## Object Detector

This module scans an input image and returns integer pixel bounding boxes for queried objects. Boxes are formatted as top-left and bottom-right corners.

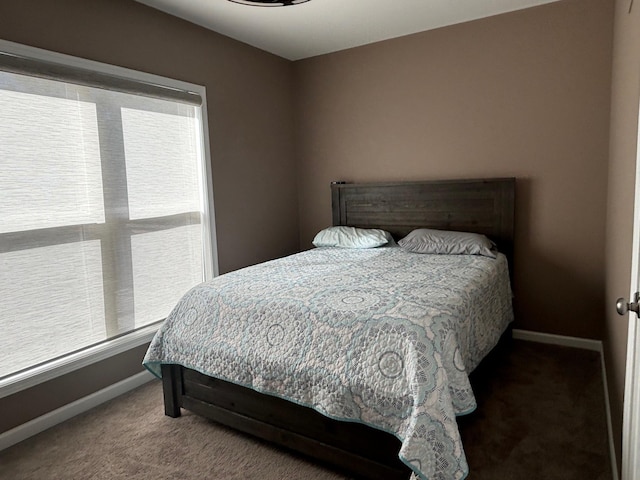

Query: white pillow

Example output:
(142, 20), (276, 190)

(398, 228), (497, 258)
(312, 226), (392, 249)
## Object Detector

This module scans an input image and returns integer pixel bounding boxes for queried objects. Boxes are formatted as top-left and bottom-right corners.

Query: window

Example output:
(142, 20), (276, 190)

(0, 41), (216, 392)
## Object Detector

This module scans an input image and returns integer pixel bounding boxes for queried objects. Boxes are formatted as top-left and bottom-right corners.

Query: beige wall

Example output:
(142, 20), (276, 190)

(605, 0), (640, 468)
(0, 0), (297, 433)
(294, 0), (614, 340)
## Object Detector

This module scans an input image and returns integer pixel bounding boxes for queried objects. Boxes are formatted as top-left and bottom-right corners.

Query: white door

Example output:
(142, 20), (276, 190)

(621, 277), (640, 479)
(619, 105), (640, 480)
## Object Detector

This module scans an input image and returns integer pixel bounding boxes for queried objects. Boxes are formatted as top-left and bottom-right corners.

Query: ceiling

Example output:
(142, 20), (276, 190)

(136, 0), (562, 61)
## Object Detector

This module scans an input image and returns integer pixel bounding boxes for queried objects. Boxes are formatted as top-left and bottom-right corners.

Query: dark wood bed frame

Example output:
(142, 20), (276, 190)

(161, 177), (515, 480)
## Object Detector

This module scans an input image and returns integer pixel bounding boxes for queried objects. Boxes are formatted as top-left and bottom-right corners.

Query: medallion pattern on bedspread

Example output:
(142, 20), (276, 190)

(144, 247), (513, 480)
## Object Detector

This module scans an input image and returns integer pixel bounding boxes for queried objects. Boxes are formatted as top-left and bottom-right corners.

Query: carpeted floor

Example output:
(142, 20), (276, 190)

(0, 340), (612, 480)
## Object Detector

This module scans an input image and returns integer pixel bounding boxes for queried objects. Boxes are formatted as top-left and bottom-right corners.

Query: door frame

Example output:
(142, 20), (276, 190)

(621, 101), (640, 480)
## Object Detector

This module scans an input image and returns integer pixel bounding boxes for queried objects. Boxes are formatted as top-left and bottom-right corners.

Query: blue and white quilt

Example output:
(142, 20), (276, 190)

(144, 246), (513, 480)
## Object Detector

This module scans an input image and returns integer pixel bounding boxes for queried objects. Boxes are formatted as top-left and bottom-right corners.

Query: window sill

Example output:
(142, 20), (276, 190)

(0, 323), (160, 399)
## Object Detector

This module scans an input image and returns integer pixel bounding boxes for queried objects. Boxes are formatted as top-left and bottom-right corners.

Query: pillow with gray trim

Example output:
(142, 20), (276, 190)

(398, 228), (497, 258)
(312, 226), (392, 249)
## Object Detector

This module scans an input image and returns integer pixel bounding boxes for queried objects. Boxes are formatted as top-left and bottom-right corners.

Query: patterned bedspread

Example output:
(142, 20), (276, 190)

(144, 246), (513, 480)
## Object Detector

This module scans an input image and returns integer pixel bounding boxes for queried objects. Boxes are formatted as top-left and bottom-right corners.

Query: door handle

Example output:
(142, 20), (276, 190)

(617, 292), (640, 315)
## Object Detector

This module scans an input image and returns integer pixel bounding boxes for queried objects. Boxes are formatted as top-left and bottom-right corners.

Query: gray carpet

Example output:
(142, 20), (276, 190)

(0, 340), (612, 479)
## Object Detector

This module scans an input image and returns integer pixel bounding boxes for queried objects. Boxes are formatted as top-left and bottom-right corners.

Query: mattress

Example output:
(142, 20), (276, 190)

(144, 246), (513, 480)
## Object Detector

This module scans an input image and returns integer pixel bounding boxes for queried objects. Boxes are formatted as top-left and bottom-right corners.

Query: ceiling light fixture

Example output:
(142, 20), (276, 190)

(228, 0), (310, 6)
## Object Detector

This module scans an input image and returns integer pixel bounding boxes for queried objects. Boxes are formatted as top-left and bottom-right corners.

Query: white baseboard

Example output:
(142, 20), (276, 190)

(512, 329), (619, 480)
(512, 328), (602, 351)
(600, 350), (621, 480)
(0, 370), (155, 452)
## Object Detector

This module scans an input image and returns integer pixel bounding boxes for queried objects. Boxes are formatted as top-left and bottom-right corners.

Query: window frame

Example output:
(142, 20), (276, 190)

(0, 39), (218, 398)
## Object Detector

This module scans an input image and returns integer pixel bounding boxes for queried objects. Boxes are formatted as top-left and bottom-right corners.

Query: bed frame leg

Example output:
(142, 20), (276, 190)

(161, 364), (183, 418)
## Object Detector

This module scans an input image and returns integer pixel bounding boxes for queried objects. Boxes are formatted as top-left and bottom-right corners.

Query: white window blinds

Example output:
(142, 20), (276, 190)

(0, 49), (214, 380)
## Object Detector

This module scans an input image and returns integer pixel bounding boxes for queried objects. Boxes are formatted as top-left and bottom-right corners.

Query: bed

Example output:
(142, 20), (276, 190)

(143, 177), (515, 480)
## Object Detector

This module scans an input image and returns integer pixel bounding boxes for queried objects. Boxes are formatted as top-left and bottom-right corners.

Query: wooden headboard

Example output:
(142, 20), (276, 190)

(331, 178), (515, 267)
